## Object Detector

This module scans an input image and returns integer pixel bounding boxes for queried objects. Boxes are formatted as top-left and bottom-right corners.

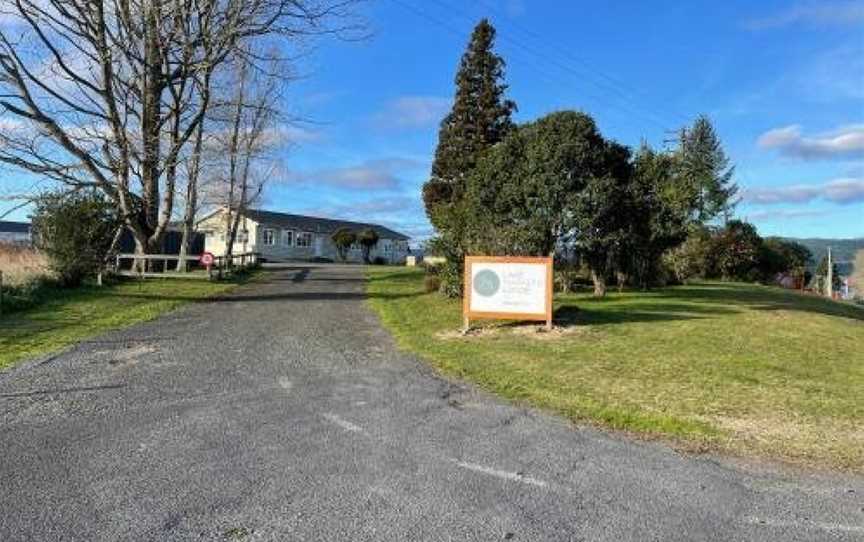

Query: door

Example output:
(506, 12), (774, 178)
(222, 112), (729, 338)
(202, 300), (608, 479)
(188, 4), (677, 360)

(314, 236), (324, 257)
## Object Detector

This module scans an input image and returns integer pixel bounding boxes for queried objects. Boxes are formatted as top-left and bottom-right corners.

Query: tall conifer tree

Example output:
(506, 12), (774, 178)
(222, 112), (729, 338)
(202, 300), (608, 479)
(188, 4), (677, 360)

(676, 115), (739, 223)
(422, 19), (516, 226)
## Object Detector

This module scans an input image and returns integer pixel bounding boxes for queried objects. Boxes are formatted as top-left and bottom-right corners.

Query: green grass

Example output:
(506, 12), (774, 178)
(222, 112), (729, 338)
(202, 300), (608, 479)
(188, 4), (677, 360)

(366, 267), (864, 471)
(0, 274), (255, 369)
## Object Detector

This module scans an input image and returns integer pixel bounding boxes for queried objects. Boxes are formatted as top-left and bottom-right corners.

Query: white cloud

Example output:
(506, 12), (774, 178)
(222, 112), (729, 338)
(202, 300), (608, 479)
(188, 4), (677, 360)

(283, 157), (426, 190)
(743, 1), (864, 29)
(373, 96), (451, 129)
(757, 124), (864, 160)
(745, 209), (829, 221)
(279, 125), (324, 144)
(743, 177), (864, 205)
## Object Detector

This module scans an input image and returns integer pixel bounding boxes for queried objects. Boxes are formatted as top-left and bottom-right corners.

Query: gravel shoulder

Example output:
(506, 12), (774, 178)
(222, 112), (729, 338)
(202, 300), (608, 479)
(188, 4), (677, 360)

(1, 264), (861, 541)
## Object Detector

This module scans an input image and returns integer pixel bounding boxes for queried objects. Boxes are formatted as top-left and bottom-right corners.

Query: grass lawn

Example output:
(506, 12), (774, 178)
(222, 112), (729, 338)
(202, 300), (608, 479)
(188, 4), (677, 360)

(367, 267), (864, 471)
(0, 274), (254, 370)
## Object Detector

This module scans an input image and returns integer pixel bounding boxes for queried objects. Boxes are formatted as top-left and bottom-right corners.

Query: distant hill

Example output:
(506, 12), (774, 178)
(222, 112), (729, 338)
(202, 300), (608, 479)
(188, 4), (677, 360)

(781, 237), (863, 275)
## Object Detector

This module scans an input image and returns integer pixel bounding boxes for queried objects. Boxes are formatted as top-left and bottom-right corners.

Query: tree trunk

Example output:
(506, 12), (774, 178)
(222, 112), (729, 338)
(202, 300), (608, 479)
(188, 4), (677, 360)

(616, 271), (626, 293)
(177, 123), (206, 272)
(591, 270), (607, 297)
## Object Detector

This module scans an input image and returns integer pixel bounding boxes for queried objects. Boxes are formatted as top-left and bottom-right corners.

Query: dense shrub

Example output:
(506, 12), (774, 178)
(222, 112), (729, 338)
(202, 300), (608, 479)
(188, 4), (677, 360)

(372, 256), (387, 265)
(663, 223), (813, 285)
(0, 275), (63, 313)
(554, 263), (591, 293)
(31, 190), (120, 287)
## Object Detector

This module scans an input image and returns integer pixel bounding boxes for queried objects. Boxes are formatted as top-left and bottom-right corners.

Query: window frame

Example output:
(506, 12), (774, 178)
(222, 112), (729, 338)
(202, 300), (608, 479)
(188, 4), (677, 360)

(262, 228), (276, 246)
(296, 231), (313, 248)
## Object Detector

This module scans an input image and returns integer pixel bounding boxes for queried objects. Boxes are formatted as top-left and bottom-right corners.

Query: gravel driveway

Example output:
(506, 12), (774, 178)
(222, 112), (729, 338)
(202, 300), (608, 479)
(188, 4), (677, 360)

(1, 263), (861, 541)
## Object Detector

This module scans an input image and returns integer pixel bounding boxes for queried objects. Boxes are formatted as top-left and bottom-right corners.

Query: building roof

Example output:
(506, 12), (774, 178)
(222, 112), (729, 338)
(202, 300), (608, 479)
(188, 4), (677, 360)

(241, 209), (410, 240)
(0, 220), (31, 234)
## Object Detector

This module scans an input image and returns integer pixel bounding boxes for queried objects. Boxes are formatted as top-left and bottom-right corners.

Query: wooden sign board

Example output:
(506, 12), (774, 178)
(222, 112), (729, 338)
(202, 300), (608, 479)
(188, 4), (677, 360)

(463, 256), (553, 330)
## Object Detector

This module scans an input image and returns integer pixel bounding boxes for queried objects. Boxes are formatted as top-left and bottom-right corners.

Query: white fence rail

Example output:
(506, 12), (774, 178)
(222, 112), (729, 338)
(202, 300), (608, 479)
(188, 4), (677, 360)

(114, 252), (259, 280)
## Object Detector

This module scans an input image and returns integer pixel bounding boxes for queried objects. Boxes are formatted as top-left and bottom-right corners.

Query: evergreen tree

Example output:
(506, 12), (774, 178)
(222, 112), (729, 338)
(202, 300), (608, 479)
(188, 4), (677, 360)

(421, 19), (516, 296)
(463, 111), (608, 258)
(624, 144), (689, 288)
(422, 18), (516, 225)
(677, 115), (739, 223)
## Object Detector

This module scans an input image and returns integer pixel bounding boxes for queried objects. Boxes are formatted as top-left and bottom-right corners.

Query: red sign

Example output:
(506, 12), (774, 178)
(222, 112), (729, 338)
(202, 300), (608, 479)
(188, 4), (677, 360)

(199, 252), (215, 267)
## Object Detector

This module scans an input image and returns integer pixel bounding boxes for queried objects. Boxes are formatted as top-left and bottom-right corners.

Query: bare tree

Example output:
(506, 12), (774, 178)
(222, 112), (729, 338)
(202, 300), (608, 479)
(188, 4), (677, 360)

(0, 0), (360, 256)
(204, 50), (282, 265)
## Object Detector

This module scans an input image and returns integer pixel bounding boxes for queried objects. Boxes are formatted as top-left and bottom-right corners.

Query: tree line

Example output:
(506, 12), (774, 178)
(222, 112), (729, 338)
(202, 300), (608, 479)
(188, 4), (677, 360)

(422, 19), (811, 297)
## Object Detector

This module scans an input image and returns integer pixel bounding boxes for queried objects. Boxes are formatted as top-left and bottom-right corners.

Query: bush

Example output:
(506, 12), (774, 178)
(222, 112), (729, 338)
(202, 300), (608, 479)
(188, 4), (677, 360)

(554, 263), (591, 293)
(372, 256), (387, 265)
(437, 260), (463, 298)
(423, 274), (441, 293)
(0, 274), (62, 313)
(31, 190), (119, 287)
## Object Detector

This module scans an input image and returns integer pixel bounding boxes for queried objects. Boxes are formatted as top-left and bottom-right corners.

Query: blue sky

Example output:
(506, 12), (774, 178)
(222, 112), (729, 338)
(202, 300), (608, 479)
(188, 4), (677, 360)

(3, 0), (863, 242)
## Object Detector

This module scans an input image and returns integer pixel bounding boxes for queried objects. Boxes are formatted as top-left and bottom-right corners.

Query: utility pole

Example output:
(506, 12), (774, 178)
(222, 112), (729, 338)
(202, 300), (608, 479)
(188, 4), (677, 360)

(826, 246), (833, 299)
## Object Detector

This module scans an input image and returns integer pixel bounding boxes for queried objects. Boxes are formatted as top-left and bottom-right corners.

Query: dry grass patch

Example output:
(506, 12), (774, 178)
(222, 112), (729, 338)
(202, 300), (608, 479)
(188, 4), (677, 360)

(0, 243), (49, 285)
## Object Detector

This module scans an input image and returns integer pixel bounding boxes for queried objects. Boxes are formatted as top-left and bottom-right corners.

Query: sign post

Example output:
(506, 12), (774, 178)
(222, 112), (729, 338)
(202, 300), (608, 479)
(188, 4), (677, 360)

(199, 251), (215, 279)
(463, 256), (553, 332)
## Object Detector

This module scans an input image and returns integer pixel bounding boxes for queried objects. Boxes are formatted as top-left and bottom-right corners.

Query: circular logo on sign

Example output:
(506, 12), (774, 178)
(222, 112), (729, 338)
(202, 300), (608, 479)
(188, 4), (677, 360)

(473, 269), (501, 297)
(199, 252), (215, 266)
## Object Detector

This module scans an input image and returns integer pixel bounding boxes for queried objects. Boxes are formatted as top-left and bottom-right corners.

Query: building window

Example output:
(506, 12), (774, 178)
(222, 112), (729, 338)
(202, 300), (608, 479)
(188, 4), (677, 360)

(262, 229), (276, 246)
(236, 229), (249, 243)
(296, 232), (312, 248)
(282, 229), (294, 246)
(382, 240), (391, 253)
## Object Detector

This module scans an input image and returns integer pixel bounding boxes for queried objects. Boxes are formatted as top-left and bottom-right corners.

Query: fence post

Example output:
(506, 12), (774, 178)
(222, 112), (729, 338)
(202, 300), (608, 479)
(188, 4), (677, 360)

(0, 270), (4, 316)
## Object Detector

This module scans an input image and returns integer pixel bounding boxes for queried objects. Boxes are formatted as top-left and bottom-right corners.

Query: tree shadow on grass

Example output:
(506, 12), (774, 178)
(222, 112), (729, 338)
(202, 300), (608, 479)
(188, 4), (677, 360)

(656, 282), (864, 322)
(553, 301), (739, 327)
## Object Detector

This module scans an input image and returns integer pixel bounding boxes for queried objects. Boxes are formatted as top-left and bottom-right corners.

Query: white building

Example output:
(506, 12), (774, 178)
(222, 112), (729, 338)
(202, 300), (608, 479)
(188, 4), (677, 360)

(197, 208), (410, 264)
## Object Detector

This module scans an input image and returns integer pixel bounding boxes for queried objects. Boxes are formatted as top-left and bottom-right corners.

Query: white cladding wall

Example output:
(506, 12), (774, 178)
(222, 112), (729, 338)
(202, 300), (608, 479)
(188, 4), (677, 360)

(197, 211), (409, 263)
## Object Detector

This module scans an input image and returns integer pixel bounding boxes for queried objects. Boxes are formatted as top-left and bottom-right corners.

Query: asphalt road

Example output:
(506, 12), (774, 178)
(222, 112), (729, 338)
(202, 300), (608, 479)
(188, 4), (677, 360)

(1, 264), (861, 541)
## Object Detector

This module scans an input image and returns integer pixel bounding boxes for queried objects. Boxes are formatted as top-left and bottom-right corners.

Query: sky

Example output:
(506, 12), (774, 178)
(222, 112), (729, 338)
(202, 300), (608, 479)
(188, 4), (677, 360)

(2, 0), (863, 242)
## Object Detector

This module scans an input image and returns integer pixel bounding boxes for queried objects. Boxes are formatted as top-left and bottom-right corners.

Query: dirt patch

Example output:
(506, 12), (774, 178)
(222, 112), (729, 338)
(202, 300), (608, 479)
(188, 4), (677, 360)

(436, 322), (596, 341)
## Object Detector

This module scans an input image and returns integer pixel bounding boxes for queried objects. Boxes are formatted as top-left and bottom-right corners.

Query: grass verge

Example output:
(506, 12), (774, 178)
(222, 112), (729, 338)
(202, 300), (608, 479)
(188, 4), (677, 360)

(366, 266), (864, 471)
(0, 272), (256, 370)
